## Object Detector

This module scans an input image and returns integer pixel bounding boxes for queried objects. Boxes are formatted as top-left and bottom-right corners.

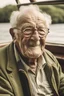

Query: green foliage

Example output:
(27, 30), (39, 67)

(0, 5), (17, 22)
(54, 4), (64, 10)
(39, 5), (64, 23)
(0, 4), (64, 23)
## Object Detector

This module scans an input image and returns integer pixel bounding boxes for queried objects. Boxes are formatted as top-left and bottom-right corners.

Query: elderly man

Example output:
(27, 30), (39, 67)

(0, 5), (64, 96)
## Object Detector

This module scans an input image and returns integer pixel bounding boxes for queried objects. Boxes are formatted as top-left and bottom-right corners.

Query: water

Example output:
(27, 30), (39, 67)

(46, 24), (64, 45)
(0, 23), (64, 45)
(0, 23), (12, 43)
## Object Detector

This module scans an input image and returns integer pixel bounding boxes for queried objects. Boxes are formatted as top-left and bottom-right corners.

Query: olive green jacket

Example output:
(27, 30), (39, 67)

(0, 42), (64, 96)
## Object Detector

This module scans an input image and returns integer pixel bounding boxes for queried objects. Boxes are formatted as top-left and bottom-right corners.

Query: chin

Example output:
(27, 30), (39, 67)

(22, 46), (43, 58)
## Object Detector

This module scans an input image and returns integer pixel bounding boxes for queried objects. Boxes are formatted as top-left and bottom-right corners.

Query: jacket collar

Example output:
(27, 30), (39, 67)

(6, 42), (24, 96)
(7, 42), (17, 72)
(7, 43), (55, 72)
(6, 43), (59, 96)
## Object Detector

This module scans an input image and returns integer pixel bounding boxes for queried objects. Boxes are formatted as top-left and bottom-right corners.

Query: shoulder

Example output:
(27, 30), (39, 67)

(44, 49), (57, 61)
(44, 49), (60, 68)
(0, 42), (14, 67)
(0, 45), (7, 57)
(0, 42), (13, 56)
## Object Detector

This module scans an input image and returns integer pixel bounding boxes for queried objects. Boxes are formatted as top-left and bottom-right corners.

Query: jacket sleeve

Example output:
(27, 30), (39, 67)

(58, 64), (64, 96)
(0, 47), (13, 95)
(45, 49), (64, 96)
(51, 52), (64, 96)
(0, 68), (14, 96)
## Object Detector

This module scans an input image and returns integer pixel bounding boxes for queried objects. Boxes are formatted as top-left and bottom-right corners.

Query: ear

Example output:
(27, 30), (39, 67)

(9, 28), (19, 42)
(9, 28), (15, 38)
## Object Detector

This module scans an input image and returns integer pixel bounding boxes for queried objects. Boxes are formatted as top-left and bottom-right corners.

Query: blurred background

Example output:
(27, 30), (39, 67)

(0, 0), (64, 44)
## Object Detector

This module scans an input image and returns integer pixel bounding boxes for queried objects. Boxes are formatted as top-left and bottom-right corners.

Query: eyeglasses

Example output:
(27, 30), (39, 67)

(12, 27), (49, 38)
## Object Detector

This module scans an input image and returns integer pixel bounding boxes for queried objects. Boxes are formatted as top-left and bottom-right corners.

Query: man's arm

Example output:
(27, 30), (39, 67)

(0, 69), (14, 96)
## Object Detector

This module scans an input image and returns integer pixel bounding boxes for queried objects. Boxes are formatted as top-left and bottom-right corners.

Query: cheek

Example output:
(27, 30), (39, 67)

(21, 37), (29, 44)
(18, 36), (29, 48)
(18, 37), (28, 52)
(40, 38), (46, 45)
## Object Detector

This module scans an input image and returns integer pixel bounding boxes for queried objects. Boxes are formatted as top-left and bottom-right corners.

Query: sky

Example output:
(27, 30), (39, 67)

(0, 0), (48, 8)
(0, 0), (34, 8)
(0, 0), (17, 8)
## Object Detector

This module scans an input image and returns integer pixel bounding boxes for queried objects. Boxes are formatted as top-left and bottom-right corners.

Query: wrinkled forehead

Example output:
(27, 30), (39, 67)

(17, 11), (47, 28)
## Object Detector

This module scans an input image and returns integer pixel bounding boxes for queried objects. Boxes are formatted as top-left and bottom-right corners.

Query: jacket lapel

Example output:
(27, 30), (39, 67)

(44, 64), (59, 96)
(6, 43), (59, 96)
(44, 50), (59, 96)
(6, 42), (24, 96)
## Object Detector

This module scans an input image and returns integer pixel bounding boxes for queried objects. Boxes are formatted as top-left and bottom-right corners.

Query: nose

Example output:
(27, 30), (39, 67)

(31, 30), (40, 41)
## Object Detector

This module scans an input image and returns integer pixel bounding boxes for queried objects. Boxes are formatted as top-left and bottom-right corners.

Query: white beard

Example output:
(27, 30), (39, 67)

(21, 45), (43, 58)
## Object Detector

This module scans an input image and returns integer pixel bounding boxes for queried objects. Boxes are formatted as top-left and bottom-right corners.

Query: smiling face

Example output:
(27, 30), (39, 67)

(11, 11), (48, 59)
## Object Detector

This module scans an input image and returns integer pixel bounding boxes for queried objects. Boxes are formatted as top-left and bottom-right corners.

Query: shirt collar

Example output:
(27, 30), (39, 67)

(14, 44), (30, 72)
(14, 44), (20, 62)
(37, 55), (46, 70)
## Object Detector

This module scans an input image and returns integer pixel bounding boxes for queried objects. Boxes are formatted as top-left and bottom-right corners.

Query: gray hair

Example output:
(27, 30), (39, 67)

(10, 5), (52, 28)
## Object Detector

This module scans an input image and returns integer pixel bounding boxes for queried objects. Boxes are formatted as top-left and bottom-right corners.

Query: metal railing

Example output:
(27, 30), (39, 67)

(15, 0), (64, 9)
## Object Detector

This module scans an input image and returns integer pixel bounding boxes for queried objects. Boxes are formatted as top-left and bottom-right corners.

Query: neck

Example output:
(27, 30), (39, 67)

(15, 44), (38, 72)
(28, 58), (38, 72)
